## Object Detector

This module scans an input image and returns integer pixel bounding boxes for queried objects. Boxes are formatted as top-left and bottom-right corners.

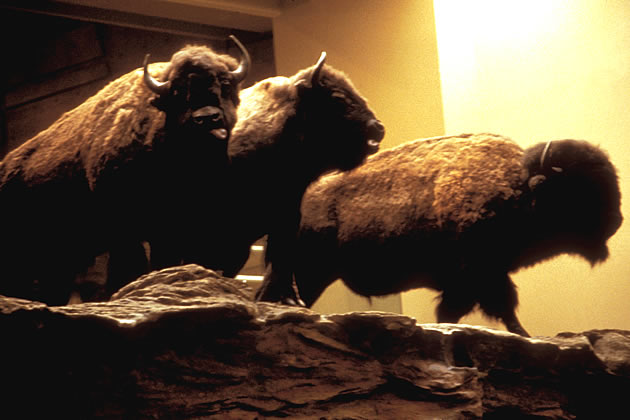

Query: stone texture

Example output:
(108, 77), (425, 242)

(2, 264), (629, 419)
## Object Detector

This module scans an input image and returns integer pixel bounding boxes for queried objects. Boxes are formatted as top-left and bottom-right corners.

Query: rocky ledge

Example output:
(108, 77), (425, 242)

(2, 264), (629, 419)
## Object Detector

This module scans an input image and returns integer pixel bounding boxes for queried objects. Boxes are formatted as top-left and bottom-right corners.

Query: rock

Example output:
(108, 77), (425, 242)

(1, 264), (629, 419)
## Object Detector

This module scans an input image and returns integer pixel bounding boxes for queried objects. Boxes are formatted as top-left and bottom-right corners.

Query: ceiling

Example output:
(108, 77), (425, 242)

(0, 0), (308, 39)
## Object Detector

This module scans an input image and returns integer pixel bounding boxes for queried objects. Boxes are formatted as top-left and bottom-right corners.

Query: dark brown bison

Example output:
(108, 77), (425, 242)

(147, 53), (385, 302)
(0, 37), (250, 305)
(274, 133), (622, 336)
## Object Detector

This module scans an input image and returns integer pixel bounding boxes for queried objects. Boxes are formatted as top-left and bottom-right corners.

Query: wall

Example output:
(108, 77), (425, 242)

(429, 0), (630, 336)
(272, 0), (445, 314)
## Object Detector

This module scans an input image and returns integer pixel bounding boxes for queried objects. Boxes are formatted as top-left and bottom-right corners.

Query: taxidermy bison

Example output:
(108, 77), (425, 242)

(148, 52), (385, 300)
(277, 133), (622, 336)
(0, 36), (250, 305)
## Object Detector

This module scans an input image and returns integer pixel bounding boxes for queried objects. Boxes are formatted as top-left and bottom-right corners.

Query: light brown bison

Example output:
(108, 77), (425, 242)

(271, 133), (622, 336)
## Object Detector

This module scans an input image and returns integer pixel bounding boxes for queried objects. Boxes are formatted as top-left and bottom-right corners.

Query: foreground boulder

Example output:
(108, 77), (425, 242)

(1, 264), (629, 418)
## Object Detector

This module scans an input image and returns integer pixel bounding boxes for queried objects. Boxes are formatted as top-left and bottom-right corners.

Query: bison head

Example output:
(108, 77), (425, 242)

(291, 53), (385, 173)
(143, 35), (250, 148)
(524, 139), (622, 264)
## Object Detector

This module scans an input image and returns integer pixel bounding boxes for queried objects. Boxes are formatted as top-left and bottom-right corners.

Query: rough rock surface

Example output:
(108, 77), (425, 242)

(2, 264), (629, 419)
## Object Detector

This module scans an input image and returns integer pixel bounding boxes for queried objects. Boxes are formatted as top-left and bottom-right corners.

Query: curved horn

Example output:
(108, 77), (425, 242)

(228, 35), (250, 84)
(540, 140), (553, 168)
(311, 51), (327, 87)
(143, 54), (171, 95)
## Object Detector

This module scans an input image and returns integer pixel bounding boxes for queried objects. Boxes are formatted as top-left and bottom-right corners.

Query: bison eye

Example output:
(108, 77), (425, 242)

(331, 91), (356, 108)
(221, 80), (233, 97)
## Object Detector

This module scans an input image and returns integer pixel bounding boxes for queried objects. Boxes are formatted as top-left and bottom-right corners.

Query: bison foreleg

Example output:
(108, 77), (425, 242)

(256, 263), (305, 306)
(436, 287), (477, 326)
(255, 225), (304, 306)
(477, 273), (530, 337)
(435, 272), (530, 337)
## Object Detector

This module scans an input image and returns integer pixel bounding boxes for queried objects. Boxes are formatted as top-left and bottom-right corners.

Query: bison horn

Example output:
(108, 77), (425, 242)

(228, 35), (251, 84)
(311, 51), (327, 87)
(143, 54), (171, 95)
(540, 140), (553, 168)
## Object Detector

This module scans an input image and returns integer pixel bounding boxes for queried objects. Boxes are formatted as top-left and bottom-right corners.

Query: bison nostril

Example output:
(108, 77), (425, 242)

(192, 106), (223, 123)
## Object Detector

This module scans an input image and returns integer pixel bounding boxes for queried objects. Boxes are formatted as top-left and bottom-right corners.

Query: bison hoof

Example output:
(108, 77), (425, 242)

(281, 296), (306, 307)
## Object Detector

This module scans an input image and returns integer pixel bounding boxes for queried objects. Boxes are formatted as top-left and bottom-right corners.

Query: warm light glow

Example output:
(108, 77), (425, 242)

(235, 274), (264, 282)
(429, 0), (630, 336)
(435, 1), (561, 48)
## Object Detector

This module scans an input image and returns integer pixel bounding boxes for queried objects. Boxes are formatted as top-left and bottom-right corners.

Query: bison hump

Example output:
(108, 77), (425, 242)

(304, 133), (528, 241)
(428, 133), (526, 227)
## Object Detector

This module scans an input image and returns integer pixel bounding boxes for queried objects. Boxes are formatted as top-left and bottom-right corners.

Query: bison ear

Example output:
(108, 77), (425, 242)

(294, 79), (309, 91)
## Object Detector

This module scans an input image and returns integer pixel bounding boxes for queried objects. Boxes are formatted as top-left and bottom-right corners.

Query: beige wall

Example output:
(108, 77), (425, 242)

(272, 0), (444, 314)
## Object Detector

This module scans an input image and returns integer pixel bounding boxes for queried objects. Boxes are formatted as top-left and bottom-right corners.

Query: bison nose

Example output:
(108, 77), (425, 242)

(366, 119), (385, 153)
(367, 119), (385, 142)
(192, 106), (223, 124)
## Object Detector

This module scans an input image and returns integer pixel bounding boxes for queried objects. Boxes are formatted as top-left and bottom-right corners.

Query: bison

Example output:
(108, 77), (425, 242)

(146, 52), (385, 303)
(273, 133), (622, 336)
(0, 36), (250, 305)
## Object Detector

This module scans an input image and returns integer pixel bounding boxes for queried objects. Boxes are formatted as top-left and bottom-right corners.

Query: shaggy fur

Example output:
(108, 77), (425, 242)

(0, 44), (244, 305)
(285, 133), (622, 336)
(149, 56), (385, 301)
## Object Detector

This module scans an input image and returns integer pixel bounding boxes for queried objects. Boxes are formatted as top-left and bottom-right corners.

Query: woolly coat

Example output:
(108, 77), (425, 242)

(302, 133), (526, 241)
(293, 133), (621, 336)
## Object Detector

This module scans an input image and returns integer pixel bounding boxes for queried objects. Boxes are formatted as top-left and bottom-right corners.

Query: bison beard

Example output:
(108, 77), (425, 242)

(281, 133), (622, 337)
(0, 38), (249, 305)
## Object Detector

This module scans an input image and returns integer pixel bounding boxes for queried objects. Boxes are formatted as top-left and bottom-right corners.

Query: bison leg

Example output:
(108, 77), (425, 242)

(30, 265), (78, 306)
(149, 238), (184, 271)
(500, 313), (529, 337)
(436, 287), (477, 325)
(288, 227), (341, 307)
(106, 241), (150, 298)
(256, 263), (305, 306)
(211, 241), (253, 278)
(295, 270), (338, 308)
(255, 215), (305, 305)
(477, 273), (530, 337)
